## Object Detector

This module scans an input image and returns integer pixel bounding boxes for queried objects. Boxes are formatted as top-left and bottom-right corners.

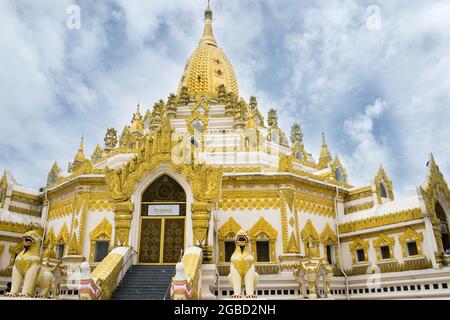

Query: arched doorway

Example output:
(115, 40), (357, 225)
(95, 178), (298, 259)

(138, 175), (186, 264)
(436, 201), (450, 253)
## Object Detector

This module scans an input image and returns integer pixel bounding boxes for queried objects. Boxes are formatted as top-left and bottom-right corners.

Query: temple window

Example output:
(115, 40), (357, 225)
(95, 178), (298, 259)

(380, 245), (390, 260)
(89, 218), (113, 262)
(326, 244), (335, 264)
(55, 243), (65, 260)
(190, 136), (200, 148)
(356, 249), (366, 263)
(193, 119), (203, 133)
(380, 182), (388, 198)
(256, 241), (270, 262)
(48, 172), (56, 185)
(94, 240), (110, 262)
(335, 168), (344, 182)
(224, 241), (235, 262)
(295, 150), (303, 161)
(399, 228), (423, 258)
(320, 223), (338, 265)
(407, 241), (418, 256)
(373, 233), (395, 262)
(249, 217), (278, 263)
(350, 237), (369, 264)
(436, 202), (450, 252)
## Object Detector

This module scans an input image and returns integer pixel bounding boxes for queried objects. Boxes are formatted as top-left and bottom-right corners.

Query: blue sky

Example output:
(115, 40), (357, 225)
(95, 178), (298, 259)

(1, 0), (450, 196)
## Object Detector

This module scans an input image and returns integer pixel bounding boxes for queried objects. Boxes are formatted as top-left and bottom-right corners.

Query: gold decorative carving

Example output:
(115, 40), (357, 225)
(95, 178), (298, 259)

(301, 219), (319, 257)
(295, 192), (335, 218)
(89, 218), (112, 262)
(8, 205), (41, 217)
(301, 219), (319, 241)
(345, 257), (432, 276)
(56, 223), (69, 244)
(345, 186), (372, 202)
(280, 190), (290, 253)
(320, 223), (337, 244)
(91, 253), (123, 300)
(279, 154), (293, 173)
(113, 201), (133, 246)
(0, 220), (42, 235)
(218, 217), (243, 239)
(344, 201), (374, 215)
(105, 124), (223, 203)
(338, 208), (423, 233)
(218, 191), (280, 211)
(191, 202), (212, 246)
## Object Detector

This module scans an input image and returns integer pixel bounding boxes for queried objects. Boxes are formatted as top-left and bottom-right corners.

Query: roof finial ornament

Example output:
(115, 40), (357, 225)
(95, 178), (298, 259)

(201, 0), (217, 46)
(74, 137), (86, 162)
(322, 132), (327, 146)
(318, 132), (332, 169)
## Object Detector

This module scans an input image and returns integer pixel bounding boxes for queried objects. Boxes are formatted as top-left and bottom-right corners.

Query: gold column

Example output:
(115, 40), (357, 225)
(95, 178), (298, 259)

(114, 201), (133, 246)
(191, 201), (211, 249)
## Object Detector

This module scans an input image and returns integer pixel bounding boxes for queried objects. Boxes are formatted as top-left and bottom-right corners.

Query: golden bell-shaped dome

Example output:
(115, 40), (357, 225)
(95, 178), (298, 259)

(177, 2), (239, 98)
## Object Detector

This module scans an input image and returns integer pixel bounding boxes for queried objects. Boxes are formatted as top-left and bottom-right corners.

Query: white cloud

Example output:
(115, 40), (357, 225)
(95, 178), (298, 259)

(0, 0), (449, 198)
(342, 98), (389, 186)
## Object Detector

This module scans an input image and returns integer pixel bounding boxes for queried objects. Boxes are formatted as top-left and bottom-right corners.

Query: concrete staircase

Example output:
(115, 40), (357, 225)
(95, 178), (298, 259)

(111, 265), (175, 300)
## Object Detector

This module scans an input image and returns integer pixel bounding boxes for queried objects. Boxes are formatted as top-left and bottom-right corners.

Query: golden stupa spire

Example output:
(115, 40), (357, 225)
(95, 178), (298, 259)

(200, 0), (217, 46)
(74, 137), (86, 162)
(130, 104), (144, 133)
(318, 132), (332, 168)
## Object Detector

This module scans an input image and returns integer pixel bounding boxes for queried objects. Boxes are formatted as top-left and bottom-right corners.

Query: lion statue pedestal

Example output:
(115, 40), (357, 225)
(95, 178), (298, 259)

(228, 230), (259, 299)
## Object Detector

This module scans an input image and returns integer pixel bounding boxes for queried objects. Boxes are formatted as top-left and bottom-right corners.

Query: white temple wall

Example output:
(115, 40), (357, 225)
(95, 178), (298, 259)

(0, 240), (16, 269)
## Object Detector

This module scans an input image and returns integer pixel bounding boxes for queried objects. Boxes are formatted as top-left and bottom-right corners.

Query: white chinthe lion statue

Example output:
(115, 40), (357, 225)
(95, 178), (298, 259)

(5, 230), (56, 298)
(228, 229), (259, 298)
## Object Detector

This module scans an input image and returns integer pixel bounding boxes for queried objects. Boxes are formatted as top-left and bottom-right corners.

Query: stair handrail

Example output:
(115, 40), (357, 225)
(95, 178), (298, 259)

(163, 249), (184, 300)
(117, 249), (138, 285)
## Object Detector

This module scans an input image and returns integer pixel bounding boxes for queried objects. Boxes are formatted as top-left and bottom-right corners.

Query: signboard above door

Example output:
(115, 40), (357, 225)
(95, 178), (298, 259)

(148, 204), (180, 216)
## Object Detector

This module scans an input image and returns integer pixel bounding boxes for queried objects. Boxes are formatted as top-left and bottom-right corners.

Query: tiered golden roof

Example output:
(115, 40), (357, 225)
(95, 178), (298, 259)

(177, 2), (239, 97)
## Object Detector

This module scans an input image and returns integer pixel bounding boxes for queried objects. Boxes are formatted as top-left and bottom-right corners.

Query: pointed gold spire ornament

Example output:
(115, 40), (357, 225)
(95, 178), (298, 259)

(74, 137), (86, 163)
(130, 104), (144, 133)
(318, 132), (332, 168)
(177, 0), (238, 97)
(200, 0), (217, 46)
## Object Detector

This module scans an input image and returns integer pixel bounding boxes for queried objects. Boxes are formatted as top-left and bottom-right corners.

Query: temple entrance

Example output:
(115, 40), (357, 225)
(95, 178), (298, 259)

(138, 175), (186, 264)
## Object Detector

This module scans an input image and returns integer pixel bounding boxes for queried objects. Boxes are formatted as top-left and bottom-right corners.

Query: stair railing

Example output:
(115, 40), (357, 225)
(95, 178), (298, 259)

(117, 249), (138, 286)
(163, 249), (184, 300)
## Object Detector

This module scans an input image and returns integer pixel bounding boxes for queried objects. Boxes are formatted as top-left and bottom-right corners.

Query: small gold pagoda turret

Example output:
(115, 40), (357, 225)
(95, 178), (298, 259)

(68, 137), (86, 173)
(130, 104), (144, 134)
(74, 137), (85, 163)
(318, 133), (332, 169)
